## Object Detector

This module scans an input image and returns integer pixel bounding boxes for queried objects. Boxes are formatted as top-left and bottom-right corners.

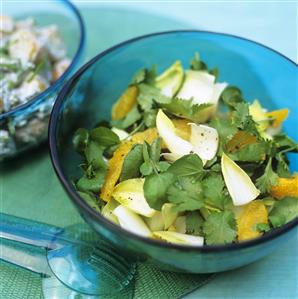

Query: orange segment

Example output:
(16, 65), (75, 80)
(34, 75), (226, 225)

(100, 128), (158, 201)
(270, 175), (298, 199)
(237, 200), (268, 241)
(112, 86), (138, 120)
(266, 108), (289, 128)
(172, 118), (191, 141)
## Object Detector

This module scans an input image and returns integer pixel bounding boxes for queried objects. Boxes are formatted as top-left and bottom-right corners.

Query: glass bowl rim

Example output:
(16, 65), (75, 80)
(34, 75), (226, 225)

(0, 0), (86, 120)
(49, 29), (298, 253)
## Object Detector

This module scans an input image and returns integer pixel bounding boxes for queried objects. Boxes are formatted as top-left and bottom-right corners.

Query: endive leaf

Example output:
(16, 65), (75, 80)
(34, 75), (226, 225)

(156, 109), (193, 156)
(155, 61), (184, 97)
(153, 231), (204, 246)
(113, 205), (152, 237)
(112, 178), (156, 217)
(221, 153), (260, 206)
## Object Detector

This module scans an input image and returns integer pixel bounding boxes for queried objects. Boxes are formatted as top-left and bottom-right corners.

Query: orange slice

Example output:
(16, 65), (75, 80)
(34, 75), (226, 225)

(100, 128), (158, 201)
(266, 108), (289, 128)
(112, 86), (138, 120)
(270, 175), (298, 199)
(237, 200), (268, 241)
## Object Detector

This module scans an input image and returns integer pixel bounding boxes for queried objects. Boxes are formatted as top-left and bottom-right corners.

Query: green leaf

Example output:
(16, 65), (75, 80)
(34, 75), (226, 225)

(143, 109), (158, 128)
(144, 172), (175, 210)
(273, 134), (298, 153)
(84, 141), (107, 169)
(161, 97), (212, 122)
(73, 128), (89, 154)
(190, 52), (207, 71)
(256, 158), (279, 193)
(253, 223), (270, 233)
(228, 141), (269, 162)
(120, 144), (144, 181)
(275, 153), (291, 178)
(232, 102), (259, 136)
(77, 169), (107, 193)
(137, 83), (171, 111)
(220, 86), (244, 108)
(167, 176), (204, 212)
(203, 211), (237, 245)
(185, 211), (204, 236)
(168, 154), (204, 178)
(130, 65), (157, 86)
(156, 161), (171, 172)
(111, 105), (141, 129)
(140, 161), (154, 176)
(149, 138), (161, 163)
(77, 191), (102, 213)
(269, 197), (298, 228)
(202, 173), (233, 210)
(90, 127), (120, 147)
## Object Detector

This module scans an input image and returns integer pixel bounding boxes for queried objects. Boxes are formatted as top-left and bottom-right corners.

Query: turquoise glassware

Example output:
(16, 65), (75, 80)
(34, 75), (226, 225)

(49, 31), (298, 274)
(0, 0), (85, 160)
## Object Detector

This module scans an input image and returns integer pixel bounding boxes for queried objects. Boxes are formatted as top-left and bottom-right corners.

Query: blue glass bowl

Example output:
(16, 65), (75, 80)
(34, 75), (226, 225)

(49, 31), (298, 273)
(0, 0), (85, 160)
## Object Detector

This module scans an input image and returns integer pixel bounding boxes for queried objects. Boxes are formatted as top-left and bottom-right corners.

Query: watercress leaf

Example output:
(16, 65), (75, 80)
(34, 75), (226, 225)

(142, 142), (151, 163)
(254, 223), (270, 233)
(167, 176), (204, 212)
(150, 138), (161, 163)
(111, 105), (141, 129)
(140, 161), (153, 176)
(203, 211), (237, 245)
(77, 191), (102, 213)
(143, 109), (158, 128)
(144, 172), (175, 210)
(90, 127), (120, 147)
(220, 86), (244, 108)
(273, 134), (298, 153)
(84, 141), (107, 169)
(232, 102), (259, 136)
(156, 161), (171, 172)
(256, 158), (279, 193)
(269, 197), (298, 228)
(137, 83), (171, 110)
(190, 52), (207, 71)
(185, 211), (204, 236)
(275, 153), (291, 178)
(130, 68), (146, 85)
(202, 173), (233, 210)
(227, 141), (269, 162)
(73, 128), (89, 154)
(168, 154), (204, 178)
(161, 97), (212, 122)
(120, 144), (144, 181)
(77, 169), (107, 193)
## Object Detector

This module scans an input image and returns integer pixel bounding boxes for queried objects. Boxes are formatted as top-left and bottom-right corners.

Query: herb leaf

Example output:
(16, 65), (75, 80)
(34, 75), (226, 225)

(269, 197), (298, 228)
(256, 158), (279, 193)
(73, 128), (89, 154)
(167, 176), (204, 212)
(144, 172), (175, 210)
(84, 141), (107, 169)
(168, 154), (204, 178)
(161, 97), (212, 122)
(90, 127), (120, 147)
(203, 211), (237, 245)
(185, 211), (204, 236)
(111, 105), (141, 129)
(120, 144), (144, 181)
(77, 169), (107, 193)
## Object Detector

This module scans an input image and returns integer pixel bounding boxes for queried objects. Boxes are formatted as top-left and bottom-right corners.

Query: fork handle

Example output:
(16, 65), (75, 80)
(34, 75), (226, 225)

(0, 212), (65, 250)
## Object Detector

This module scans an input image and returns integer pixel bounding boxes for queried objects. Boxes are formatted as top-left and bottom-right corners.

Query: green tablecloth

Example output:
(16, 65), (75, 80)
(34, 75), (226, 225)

(1, 3), (297, 299)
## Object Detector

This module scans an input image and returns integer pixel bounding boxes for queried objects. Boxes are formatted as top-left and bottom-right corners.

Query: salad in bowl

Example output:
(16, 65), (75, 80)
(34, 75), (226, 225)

(72, 53), (298, 246)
